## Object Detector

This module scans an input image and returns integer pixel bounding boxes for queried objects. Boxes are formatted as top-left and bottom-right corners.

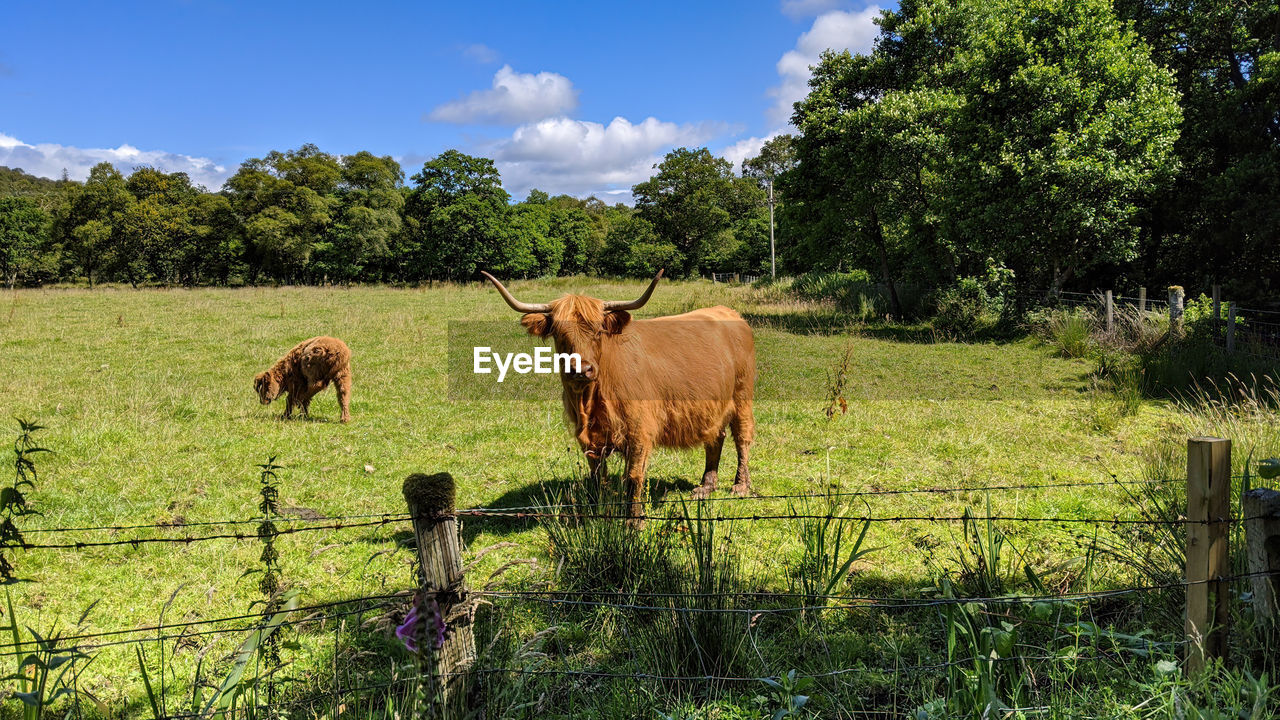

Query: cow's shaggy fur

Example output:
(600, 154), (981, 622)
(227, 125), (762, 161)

(254, 336), (352, 423)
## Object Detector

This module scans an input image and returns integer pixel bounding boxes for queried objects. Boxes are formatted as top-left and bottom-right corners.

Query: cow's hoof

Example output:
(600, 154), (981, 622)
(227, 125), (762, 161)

(691, 485), (715, 500)
(731, 483), (751, 497)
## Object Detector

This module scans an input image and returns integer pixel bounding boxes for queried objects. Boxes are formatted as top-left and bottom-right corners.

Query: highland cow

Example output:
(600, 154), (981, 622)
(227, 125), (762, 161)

(254, 336), (353, 423)
(481, 270), (756, 520)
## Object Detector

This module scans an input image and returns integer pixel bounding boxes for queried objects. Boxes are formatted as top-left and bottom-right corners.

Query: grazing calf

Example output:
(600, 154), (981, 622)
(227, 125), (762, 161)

(254, 336), (352, 423)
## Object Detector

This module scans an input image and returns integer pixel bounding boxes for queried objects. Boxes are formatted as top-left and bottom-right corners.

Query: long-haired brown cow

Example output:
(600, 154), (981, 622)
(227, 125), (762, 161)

(481, 271), (756, 518)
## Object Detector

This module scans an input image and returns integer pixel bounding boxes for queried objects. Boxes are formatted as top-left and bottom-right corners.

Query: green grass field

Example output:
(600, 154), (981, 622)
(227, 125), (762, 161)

(0, 280), (1215, 715)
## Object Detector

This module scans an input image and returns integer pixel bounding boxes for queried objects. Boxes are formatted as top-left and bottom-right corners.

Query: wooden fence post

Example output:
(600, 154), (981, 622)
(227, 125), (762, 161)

(403, 472), (475, 715)
(1227, 303), (1237, 354)
(1242, 488), (1280, 626)
(1105, 290), (1114, 333)
(1170, 286), (1185, 331)
(1139, 287), (1147, 312)
(1186, 438), (1231, 674)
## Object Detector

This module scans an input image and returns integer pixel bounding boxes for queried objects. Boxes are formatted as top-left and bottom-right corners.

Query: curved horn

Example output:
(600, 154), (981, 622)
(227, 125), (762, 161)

(604, 269), (664, 311)
(480, 271), (552, 313)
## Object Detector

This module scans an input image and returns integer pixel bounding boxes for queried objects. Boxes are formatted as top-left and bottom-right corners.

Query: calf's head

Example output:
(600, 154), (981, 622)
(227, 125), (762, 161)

(253, 372), (281, 404)
(481, 271), (663, 386)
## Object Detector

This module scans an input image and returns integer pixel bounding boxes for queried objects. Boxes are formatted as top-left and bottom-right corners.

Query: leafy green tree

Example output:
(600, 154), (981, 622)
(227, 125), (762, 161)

(117, 167), (203, 285)
(788, 0), (1181, 306)
(1117, 0), (1280, 298)
(402, 150), (510, 281)
(55, 162), (132, 286)
(633, 147), (741, 277)
(0, 197), (50, 288)
(191, 193), (243, 284)
(789, 52), (959, 315)
(549, 205), (595, 275)
(315, 152), (404, 283)
(601, 214), (676, 277)
(939, 0), (1181, 297)
(508, 202), (559, 276)
(225, 145), (341, 282)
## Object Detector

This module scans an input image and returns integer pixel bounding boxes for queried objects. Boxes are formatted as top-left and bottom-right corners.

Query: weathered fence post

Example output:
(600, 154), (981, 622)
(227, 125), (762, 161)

(1170, 286), (1185, 331)
(1212, 285), (1221, 334)
(1242, 488), (1280, 626)
(1186, 438), (1231, 674)
(1105, 290), (1114, 333)
(1139, 287), (1147, 312)
(1227, 303), (1237, 354)
(733, 272), (740, 284)
(403, 472), (475, 715)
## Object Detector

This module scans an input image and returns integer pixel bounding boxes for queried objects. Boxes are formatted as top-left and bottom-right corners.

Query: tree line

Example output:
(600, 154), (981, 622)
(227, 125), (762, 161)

(0, 146), (771, 288)
(2, 0), (1277, 303)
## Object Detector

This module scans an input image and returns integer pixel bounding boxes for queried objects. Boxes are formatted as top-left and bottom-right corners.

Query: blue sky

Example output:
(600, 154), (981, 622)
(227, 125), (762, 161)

(1, 0), (883, 201)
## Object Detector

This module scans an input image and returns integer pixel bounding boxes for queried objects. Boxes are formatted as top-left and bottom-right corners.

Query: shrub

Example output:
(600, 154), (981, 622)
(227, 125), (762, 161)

(932, 277), (994, 337)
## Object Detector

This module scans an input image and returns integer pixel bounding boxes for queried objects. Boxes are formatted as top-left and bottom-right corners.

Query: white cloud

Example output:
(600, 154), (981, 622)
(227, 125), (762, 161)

(718, 132), (784, 172)
(428, 65), (579, 125)
(0, 132), (230, 189)
(461, 43), (499, 64)
(491, 116), (720, 202)
(780, 0), (845, 19)
(768, 7), (880, 126)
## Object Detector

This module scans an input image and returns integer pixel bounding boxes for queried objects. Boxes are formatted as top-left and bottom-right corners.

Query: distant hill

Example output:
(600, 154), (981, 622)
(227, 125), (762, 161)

(0, 165), (77, 199)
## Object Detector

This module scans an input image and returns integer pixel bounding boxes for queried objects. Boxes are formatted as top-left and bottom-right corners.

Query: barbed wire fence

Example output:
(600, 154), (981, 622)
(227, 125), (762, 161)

(4, 440), (1279, 718)
(1056, 286), (1280, 363)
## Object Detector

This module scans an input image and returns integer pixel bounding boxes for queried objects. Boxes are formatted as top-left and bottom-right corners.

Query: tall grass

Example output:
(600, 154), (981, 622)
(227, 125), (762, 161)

(542, 475), (680, 598)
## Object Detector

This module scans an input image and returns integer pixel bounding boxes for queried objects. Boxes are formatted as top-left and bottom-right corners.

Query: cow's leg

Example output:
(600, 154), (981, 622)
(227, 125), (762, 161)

(623, 445), (651, 527)
(730, 404), (754, 497)
(282, 392), (295, 420)
(693, 430), (726, 499)
(334, 372), (352, 423)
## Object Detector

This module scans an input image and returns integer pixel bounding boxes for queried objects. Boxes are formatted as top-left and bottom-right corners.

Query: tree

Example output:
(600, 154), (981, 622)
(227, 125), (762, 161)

(316, 152), (404, 283)
(56, 162), (132, 287)
(549, 205), (595, 275)
(117, 167), (202, 285)
(1117, 0), (1280, 298)
(0, 197), (49, 288)
(787, 0), (1181, 306)
(225, 145), (341, 282)
(601, 213), (677, 278)
(508, 202), (559, 276)
(632, 147), (740, 277)
(402, 150), (510, 281)
(940, 0), (1181, 297)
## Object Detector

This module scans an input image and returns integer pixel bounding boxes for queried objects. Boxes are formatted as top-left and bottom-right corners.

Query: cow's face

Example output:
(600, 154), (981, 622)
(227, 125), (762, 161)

(254, 372), (280, 404)
(520, 296), (630, 385)
(481, 270), (663, 388)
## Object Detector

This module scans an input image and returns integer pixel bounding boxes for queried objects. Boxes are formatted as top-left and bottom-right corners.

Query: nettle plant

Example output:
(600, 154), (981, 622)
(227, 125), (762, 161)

(2, 419), (46, 582)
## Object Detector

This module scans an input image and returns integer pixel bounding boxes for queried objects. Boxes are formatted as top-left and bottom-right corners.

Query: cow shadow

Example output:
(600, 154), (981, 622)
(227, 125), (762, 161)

(457, 473), (701, 545)
(742, 311), (860, 336)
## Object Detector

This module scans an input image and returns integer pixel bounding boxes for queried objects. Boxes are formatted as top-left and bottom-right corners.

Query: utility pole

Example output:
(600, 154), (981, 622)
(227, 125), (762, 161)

(768, 177), (776, 280)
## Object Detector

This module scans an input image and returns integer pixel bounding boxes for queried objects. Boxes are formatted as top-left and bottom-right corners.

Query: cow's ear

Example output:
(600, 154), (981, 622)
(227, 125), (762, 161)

(521, 312), (552, 337)
(603, 310), (631, 335)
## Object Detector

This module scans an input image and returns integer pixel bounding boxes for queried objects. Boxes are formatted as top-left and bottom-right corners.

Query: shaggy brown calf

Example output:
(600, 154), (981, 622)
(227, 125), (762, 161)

(254, 336), (353, 423)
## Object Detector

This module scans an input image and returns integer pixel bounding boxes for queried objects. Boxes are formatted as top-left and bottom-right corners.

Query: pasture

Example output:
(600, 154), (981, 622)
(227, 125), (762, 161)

(0, 280), (1237, 716)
